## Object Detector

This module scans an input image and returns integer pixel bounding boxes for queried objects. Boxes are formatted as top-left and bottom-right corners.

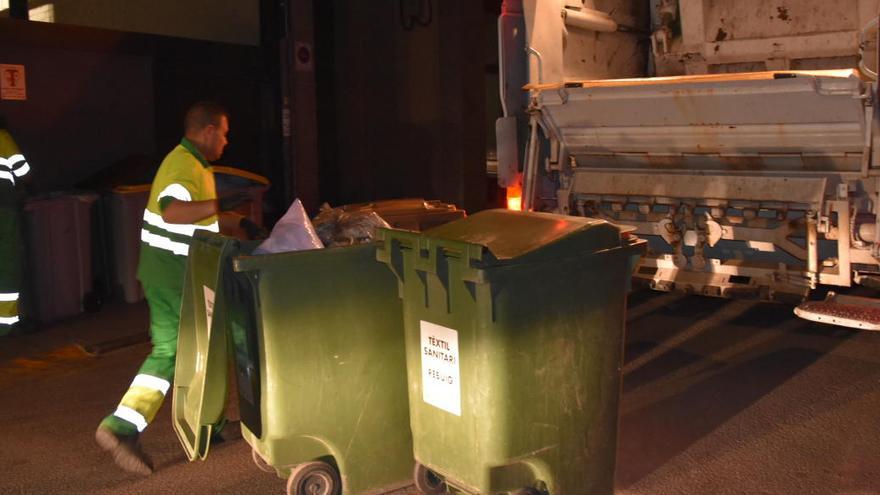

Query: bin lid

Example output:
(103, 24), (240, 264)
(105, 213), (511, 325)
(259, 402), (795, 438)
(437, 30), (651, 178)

(112, 184), (151, 194)
(24, 192), (99, 208)
(423, 209), (627, 263)
(213, 165), (270, 186)
(172, 232), (238, 461)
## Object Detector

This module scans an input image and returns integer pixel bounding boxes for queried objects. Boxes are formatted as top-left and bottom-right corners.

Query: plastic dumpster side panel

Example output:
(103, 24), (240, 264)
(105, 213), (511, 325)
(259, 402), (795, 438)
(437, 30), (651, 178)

(224, 264), (264, 439)
(172, 232), (239, 461)
(232, 243), (414, 494)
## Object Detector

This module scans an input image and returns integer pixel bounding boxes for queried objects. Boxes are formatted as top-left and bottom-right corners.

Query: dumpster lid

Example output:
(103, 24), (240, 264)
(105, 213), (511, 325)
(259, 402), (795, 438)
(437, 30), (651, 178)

(172, 232), (238, 461)
(112, 184), (151, 194)
(423, 209), (627, 262)
(213, 165), (270, 186)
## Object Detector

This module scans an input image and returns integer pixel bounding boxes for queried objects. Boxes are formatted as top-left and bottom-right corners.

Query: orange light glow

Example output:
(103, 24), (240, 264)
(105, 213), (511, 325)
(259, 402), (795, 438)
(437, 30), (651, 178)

(506, 185), (522, 211)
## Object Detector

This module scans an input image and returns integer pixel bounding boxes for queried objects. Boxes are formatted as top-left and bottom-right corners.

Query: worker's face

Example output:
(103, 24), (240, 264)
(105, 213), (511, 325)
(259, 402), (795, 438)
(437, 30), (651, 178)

(204, 116), (229, 162)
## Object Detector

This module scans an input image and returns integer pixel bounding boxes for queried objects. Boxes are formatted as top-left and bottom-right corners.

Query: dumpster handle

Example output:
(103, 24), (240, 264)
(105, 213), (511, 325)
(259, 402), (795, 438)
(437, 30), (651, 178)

(388, 239), (407, 283)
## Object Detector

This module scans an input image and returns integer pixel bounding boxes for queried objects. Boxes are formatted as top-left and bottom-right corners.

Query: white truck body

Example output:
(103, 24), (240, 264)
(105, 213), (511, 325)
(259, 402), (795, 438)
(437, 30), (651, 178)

(498, 0), (880, 326)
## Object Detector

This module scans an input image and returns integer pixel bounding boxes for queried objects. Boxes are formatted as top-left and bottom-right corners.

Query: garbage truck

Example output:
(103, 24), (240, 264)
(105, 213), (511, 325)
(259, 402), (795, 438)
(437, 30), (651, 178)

(497, 0), (880, 330)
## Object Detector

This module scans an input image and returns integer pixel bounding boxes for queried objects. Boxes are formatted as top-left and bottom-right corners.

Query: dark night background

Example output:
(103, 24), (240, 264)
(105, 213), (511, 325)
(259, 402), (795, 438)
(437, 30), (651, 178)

(0, 0), (505, 223)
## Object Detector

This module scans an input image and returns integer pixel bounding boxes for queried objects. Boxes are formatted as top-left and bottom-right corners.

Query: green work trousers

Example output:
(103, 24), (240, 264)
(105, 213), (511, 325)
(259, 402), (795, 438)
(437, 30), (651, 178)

(101, 284), (182, 436)
(0, 205), (22, 336)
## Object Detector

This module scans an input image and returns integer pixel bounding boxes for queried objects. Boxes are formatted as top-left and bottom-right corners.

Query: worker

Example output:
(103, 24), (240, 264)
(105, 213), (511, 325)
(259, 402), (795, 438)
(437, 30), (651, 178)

(95, 102), (265, 475)
(0, 116), (30, 336)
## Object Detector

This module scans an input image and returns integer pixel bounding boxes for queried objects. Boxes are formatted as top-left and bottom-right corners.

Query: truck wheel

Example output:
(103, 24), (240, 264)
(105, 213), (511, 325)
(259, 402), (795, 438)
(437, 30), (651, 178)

(413, 462), (446, 494)
(251, 448), (274, 473)
(286, 461), (341, 495)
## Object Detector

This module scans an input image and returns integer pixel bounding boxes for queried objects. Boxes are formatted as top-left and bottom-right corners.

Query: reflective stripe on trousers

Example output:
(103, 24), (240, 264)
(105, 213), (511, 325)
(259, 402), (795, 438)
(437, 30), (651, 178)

(112, 374), (172, 432)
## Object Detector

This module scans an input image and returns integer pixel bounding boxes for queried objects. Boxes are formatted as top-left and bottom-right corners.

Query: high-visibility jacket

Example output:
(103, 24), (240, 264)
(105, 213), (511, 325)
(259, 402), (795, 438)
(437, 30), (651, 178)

(136, 138), (218, 290)
(0, 129), (28, 329)
(0, 129), (30, 192)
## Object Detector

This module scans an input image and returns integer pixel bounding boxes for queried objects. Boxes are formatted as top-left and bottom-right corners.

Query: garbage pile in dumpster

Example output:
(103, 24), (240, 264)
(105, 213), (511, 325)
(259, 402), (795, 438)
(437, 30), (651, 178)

(255, 198), (465, 254)
(312, 202), (390, 247)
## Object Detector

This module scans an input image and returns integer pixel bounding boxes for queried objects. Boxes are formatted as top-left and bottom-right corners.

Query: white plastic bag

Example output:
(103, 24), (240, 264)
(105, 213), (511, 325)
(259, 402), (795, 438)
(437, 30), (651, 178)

(253, 199), (324, 254)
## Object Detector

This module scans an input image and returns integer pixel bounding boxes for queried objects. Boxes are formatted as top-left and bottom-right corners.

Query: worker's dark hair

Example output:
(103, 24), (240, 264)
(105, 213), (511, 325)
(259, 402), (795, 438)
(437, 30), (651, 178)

(184, 101), (228, 133)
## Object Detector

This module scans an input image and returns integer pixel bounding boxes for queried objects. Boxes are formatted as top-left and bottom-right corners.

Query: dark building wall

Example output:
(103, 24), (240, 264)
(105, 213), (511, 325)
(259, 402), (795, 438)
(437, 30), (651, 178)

(0, 19), (278, 200)
(1, 1), (495, 214)
(315, 0), (491, 214)
(0, 29), (155, 192)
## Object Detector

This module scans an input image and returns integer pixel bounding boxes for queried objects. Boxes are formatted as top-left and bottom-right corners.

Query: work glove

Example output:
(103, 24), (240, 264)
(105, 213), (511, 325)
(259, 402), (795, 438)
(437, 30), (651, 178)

(240, 217), (270, 240)
(216, 191), (252, 212)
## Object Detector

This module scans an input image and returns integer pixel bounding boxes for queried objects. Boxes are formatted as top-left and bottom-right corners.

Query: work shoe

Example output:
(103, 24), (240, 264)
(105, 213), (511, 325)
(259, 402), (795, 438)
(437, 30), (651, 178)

(95, 426), (153, 476)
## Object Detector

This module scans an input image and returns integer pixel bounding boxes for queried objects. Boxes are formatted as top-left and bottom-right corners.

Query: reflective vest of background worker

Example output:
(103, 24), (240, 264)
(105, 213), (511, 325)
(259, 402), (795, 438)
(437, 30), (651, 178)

(95, 102), (265, 475)
(0, 120), (31, 336)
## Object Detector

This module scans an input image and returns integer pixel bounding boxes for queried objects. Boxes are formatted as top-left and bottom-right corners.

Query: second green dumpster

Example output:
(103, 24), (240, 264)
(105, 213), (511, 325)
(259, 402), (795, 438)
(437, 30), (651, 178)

(173, 231), (415, 495)
(377, 209), (645, 495)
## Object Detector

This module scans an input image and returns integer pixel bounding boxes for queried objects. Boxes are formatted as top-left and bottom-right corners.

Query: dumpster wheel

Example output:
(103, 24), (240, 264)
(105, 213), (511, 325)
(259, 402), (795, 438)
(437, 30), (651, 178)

(413, 462), (446, 494)
(286, 461), (341, 495)
(251, 448), (274, 474)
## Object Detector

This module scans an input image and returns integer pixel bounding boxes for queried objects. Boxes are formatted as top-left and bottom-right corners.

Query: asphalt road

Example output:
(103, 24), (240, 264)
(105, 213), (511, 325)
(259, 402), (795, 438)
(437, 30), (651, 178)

(1, 291), (878, 494)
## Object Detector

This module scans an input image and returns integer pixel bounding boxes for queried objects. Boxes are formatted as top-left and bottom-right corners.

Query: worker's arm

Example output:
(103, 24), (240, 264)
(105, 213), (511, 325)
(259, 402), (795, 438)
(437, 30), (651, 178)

(161, 199), (267, 240)
(161, 198), (218, 225)
(160, 190), (251, 225)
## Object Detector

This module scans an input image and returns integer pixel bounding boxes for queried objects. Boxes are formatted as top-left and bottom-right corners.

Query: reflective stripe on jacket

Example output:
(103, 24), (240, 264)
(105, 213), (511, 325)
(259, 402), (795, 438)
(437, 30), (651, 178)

(0, 129), (30, 186)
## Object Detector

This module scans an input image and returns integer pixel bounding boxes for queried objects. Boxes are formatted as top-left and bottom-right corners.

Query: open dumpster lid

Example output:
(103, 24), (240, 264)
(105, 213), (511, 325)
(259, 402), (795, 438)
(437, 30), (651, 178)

(213, 165), (270, 186)
(172, 232), (238, 461)
(423, 209), (627, 263)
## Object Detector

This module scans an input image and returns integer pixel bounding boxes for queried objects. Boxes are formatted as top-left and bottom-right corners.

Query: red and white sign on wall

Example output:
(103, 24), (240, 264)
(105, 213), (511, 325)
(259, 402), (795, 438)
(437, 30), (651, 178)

(0, 64), (27, 101)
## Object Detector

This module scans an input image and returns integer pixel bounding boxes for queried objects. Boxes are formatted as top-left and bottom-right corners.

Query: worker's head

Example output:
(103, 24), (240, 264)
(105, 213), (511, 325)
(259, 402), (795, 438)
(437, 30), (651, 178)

(184, 101), (229, 162)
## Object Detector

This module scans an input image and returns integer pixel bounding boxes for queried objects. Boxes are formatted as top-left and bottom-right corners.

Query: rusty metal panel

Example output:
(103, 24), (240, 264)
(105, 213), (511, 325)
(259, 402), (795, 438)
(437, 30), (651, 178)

(538, 72), (866, 158)
(568, 171), (828, 206)
(654, 0), (879, 75)
(704, 0), (861, 40)
(562, 0), (650, 80)
(523, 0), (651, 85)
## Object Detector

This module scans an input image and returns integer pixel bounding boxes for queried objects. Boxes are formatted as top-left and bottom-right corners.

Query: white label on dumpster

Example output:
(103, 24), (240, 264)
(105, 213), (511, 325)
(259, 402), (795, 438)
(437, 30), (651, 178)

(203, 286), (215, 331)
(420, 320), (461, 416)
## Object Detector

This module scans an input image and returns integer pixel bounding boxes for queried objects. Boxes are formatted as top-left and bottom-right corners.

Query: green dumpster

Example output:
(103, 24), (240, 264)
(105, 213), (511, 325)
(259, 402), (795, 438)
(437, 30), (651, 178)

(173, 231), (415, 495)
(377, 209), (645, 495)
